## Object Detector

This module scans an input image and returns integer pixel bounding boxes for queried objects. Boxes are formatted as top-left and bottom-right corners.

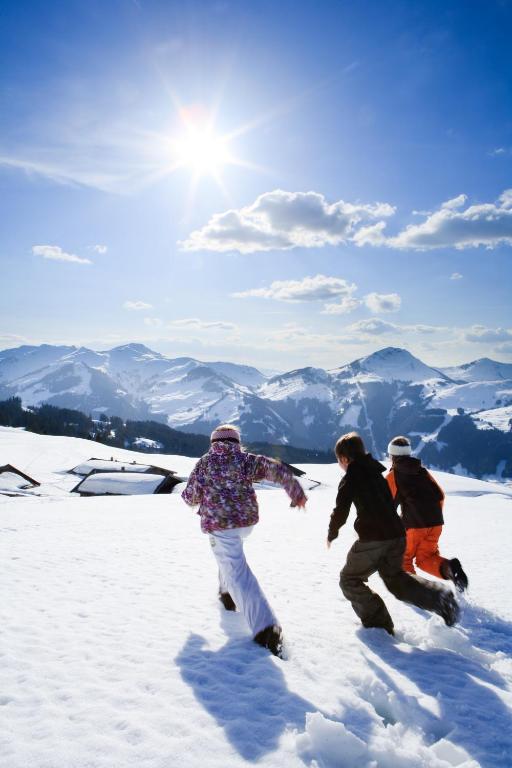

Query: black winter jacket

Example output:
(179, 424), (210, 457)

(387, 456), (444, 529)
(328, 453), (405, 543)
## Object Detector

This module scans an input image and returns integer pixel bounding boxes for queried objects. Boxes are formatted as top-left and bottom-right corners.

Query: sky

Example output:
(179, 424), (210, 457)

(1, 0), (512, 371)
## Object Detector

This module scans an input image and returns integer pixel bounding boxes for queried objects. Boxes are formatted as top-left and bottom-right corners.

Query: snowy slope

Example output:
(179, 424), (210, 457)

(1, 428), (512, 768)
(331, 347), (451, 384)
(443, 358), (512, 383)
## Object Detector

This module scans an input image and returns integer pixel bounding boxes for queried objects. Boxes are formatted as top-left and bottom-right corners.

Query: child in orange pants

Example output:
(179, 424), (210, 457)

(386, 436), (468, 592)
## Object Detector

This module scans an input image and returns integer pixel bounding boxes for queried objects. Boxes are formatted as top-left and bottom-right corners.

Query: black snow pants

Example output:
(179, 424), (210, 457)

(340, 537), (446, 631)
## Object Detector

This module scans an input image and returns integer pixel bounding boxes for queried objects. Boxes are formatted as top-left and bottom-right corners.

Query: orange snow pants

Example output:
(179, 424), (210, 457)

(403, 526), (446, 578)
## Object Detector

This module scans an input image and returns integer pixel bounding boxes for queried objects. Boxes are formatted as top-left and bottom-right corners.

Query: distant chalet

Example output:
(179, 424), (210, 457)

(69, 457), (185, 497)
(0, 464), (40, 497)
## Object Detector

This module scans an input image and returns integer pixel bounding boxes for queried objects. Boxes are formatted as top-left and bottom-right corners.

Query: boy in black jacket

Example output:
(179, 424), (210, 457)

(327, 432), (459, 635)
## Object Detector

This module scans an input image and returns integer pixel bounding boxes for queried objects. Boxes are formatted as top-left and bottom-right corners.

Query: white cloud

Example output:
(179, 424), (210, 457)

(489, 147), (507, 157)
(233, 274), (363, 316)
(32, 244), (92, 265)
(464, 325), (512, 343)
(168, 318), (238, 332)
(352, 221), (388, 247)
(450, 272), (463, 280)
(389, 189), (512, 250)
(265, 324), (348, 350)
(233, 274), (357, 302)
(364, 292), (401, 314)
(124, 300), (153, 311)
(321, 297), (362, 315)
(441, 194), (467, 210)
(143, 317), (163, 327)
(92, 244), (108, 254)
(0, 333), (27, 348)
(346, 318), (399, 335)
(180, 189), (396, 253)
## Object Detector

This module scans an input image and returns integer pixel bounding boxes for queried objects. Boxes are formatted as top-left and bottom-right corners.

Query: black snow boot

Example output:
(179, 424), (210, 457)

(219, 591), (236, 611)
(441, 558), (469, 593)
(435, 591), (460, 627)
(254, 625), (284, 658)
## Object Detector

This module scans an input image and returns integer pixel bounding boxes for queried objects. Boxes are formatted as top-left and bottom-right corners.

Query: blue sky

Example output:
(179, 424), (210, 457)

(1, 0), (512, 370)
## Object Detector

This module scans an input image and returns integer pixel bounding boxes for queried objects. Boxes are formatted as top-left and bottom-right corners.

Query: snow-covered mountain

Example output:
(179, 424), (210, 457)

(1, 343), (511, 479)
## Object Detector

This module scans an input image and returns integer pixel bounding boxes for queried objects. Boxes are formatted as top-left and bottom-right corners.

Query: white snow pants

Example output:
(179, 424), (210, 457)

(209, 525), (277, 637)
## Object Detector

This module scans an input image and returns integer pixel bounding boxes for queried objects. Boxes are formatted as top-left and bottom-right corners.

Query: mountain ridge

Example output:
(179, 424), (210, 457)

(1, 343), (511, 479)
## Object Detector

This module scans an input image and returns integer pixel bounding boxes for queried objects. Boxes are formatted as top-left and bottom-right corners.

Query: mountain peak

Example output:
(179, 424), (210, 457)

(108, 343), (161, 357)
(333, 347), (449, 383)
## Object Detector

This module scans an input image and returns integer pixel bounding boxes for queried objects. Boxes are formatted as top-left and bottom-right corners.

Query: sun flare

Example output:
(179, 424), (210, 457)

(173, 127), (232, 175)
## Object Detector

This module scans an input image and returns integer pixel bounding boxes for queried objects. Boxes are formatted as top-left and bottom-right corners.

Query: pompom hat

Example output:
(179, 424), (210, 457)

(387, 436), (412, 456)
(210, 424), (241, 443)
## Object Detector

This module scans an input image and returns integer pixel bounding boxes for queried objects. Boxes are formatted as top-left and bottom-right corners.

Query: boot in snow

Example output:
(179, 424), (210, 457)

(441, 558), (468, 593)
(254, 625), (284, 658)
(219, 591), (236, 611)
(435, 591), (460, 627)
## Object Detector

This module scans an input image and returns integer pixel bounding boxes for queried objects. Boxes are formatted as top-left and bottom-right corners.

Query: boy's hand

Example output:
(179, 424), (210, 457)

(290, 495), (307, 508)
(326, 539), (331, 549)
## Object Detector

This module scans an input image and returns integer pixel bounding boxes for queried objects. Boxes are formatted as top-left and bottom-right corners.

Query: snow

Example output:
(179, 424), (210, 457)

(71, 459), (155, 476)
(332, 348), (450, 384)
(1, 427), (512, 767)
(72, 472), (171, 495)
(0, 470), (37, 494)
(430, 382), (512, 414)
(474, 405), (512, 432)
(260, 376), (333, 403)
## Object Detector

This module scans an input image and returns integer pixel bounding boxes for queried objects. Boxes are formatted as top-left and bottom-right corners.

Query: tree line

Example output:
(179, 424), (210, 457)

(0, 397), (333, 463)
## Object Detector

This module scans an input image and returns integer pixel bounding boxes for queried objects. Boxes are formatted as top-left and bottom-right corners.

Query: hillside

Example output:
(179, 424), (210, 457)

(1, 428), (511, 767)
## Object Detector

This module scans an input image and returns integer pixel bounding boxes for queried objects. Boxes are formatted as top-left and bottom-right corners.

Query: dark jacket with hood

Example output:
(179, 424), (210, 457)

(386, 455), (444, 529)
(328, 453), (405, 543)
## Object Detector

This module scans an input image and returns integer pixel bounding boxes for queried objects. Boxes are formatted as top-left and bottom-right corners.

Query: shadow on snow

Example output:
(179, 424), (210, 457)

(175, 632), (319, 761)
(359, 612), (512, 768)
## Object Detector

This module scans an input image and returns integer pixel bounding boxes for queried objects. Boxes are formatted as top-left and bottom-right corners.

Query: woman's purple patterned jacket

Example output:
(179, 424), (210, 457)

(181, 441), (306, 533)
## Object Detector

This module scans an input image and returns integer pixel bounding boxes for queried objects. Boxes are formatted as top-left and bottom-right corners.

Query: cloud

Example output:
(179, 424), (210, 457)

(352, 221), (388, 247)
(0, 333), (27, 348)
(364, 292), (401, 313)
(92, 244), (108, 254)
(344, 319), (446, 338)
(441, 194), (467, 210)
(389, 189), (512, 250)
(346, 318), (399, 335)
(464, 325), (512, 343)
(143, 317), (163, 327)
(233, 274), (357, 302)
(321, 297), (362, 315)
(489, 147), (507, 157)
(168, 318), (238, 332)
(450, 272), (463, 280)
(32, 245), (92, 265)
(180, 189), (396, 253)
(233, 274), (364, 315)
(124, 300), (153, 311)
(265, 324), (348, 349)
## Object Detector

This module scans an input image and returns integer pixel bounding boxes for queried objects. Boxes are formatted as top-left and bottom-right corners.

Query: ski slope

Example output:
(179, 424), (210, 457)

(1, 427), (511, 768)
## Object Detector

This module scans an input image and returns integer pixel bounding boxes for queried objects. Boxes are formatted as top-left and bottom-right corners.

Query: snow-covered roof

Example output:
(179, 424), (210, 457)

(71, 472), (175, 496)
(0, 464), (40, 495)
(69, 458), (171, 476)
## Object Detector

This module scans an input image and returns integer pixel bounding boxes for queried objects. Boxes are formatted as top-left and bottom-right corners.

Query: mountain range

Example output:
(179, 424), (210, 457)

(1, 343), (511, 479)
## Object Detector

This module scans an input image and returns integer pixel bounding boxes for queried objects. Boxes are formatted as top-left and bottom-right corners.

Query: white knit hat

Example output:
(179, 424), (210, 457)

(210, 424), (241, 442)
(387, 436), (412, 456)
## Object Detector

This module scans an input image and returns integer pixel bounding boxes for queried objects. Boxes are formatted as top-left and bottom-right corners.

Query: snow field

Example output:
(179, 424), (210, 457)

(1, 428), (512, 767)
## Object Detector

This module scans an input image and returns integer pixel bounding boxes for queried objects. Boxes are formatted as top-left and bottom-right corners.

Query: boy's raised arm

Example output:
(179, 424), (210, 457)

(327, 475), (353, 542)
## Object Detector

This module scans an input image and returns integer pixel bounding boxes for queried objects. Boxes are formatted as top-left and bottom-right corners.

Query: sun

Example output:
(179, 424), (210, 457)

(172, 126), (232, 175)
